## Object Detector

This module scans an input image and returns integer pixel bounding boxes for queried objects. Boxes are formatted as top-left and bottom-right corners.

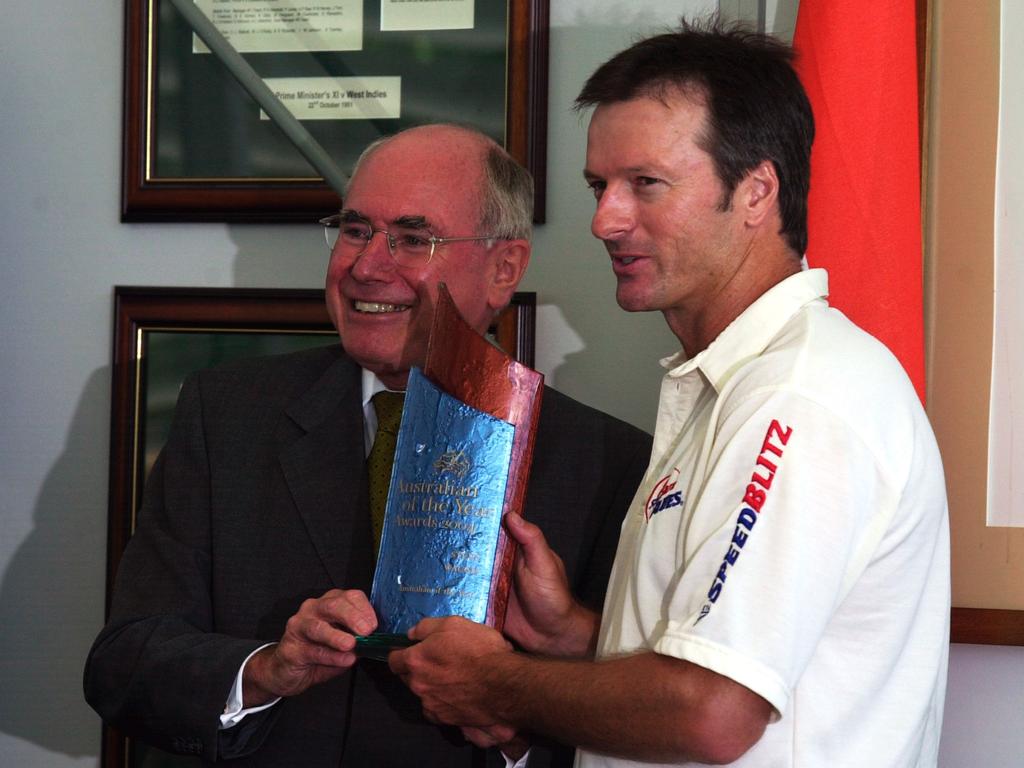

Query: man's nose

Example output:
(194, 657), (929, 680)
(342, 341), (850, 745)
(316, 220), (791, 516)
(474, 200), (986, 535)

(591, 187), (634, 241)
(349, 230), (397, 279)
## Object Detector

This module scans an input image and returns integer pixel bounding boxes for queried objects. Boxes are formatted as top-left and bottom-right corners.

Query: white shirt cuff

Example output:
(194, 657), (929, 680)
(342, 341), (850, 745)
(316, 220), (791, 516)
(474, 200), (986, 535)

(219, 643), (281, 729)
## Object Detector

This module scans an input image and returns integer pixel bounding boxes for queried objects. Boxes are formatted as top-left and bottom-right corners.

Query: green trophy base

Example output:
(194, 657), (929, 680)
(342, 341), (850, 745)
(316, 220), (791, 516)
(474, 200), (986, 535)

(354, 633), (417, 661)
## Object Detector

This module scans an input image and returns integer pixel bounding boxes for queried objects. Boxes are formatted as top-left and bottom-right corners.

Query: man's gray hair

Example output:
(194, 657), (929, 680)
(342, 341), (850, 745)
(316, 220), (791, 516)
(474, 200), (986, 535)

(478, 144), (534, 241)
(347, 126), (534, 241)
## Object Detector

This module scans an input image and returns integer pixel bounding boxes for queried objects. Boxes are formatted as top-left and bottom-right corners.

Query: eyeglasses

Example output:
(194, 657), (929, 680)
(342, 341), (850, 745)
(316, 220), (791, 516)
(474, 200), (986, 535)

(319, 213), (501, 266)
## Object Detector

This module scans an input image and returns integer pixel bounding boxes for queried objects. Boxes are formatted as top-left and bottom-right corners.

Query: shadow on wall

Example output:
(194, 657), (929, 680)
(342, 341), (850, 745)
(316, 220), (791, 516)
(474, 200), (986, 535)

(0, 366), (110, 758)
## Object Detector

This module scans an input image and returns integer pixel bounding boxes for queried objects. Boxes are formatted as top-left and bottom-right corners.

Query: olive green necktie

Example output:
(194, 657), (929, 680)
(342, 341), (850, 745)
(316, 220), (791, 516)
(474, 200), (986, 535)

(367, 390), (405, 555)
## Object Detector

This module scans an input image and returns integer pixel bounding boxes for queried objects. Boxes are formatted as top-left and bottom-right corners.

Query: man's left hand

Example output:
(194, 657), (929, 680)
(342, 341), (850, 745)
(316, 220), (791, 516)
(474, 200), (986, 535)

(388, 617), (517, 733)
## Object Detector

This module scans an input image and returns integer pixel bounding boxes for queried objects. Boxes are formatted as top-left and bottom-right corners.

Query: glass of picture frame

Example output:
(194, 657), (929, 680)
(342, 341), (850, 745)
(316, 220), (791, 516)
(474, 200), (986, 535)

(121, 0), (549, 222)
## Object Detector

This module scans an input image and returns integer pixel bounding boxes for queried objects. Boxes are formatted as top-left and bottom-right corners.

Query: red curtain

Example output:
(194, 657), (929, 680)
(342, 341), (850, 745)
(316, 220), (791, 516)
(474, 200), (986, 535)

(793, 0), (925, 402)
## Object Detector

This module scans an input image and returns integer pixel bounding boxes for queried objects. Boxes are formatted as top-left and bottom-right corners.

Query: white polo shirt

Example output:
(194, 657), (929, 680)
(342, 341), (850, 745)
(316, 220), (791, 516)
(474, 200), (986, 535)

(579, 269), (949, 768)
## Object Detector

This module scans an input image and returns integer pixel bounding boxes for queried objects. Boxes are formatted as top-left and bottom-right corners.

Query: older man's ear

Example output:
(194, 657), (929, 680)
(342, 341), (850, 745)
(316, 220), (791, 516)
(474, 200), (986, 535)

(487, 239), (531, 314)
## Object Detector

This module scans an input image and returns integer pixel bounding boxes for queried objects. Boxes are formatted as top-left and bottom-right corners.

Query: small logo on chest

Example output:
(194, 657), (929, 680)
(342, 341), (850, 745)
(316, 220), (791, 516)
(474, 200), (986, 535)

(644, 469), (683, 521)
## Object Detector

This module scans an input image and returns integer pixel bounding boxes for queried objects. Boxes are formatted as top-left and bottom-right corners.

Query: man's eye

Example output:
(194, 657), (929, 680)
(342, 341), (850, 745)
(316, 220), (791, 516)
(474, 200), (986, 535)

(634, 176), (662, 187)
(397, 231), (432, 249)
(341, 225), (371, 240)
(586, 180), (606, 198)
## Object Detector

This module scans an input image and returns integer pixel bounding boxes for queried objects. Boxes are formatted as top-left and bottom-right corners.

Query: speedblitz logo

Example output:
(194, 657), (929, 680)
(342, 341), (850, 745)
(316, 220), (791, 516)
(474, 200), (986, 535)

(694, 418), (793, 624)
(644, 468), (683, 521)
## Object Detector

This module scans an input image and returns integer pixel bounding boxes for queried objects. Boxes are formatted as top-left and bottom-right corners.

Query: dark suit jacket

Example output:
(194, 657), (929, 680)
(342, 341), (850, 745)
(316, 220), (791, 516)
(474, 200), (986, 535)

(85, 345), (651, 767)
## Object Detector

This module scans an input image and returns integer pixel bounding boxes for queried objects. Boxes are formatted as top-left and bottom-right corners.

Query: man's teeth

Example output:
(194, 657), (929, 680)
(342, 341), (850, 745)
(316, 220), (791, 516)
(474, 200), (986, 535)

(354, 301), (410, 313)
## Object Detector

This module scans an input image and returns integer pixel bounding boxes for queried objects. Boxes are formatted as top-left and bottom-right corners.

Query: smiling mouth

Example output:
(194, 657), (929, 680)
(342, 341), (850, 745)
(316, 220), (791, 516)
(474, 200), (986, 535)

(612, 255), (643, 267)
(353, 301), (411, 314)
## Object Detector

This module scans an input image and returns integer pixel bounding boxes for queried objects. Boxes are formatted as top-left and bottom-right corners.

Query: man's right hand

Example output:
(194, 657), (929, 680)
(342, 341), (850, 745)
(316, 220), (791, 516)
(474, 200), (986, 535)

(242, 589), (377, 706)
(502, 513), (600, 658)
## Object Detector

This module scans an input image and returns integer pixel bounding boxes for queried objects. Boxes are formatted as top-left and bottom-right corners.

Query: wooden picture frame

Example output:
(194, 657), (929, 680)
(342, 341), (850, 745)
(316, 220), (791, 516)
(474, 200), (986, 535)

(122, 0), (549, 222)
(102, 285), (536, 767)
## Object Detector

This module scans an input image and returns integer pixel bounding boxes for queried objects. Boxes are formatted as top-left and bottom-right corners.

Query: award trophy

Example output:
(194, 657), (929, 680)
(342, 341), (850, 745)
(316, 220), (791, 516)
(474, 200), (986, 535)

(356, 285), (543, 658)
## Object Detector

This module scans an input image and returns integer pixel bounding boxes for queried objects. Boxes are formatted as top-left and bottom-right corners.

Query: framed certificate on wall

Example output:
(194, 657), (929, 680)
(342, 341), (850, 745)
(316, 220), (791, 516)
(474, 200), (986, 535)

(122, 0), (549, 222)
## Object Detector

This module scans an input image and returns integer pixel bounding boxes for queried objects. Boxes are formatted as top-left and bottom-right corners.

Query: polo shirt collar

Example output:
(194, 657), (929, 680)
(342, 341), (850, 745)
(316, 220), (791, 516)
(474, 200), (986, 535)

(660, 268), (829, 389)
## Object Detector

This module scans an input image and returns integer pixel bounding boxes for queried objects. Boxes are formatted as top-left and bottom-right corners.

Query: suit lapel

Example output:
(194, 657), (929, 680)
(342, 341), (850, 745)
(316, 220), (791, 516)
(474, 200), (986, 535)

(279, 352), (375, 590)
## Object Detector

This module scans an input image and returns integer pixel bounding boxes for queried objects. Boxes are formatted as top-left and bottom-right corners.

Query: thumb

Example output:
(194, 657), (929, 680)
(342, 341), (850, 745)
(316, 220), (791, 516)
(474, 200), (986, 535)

(505, 512), (547, 552)
(408, 617), (446, 641)
(505, 512), (559, 573)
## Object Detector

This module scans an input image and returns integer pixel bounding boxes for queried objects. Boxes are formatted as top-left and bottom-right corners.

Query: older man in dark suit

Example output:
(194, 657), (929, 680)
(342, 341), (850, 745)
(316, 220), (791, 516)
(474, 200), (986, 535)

(84, 124), (651, 767)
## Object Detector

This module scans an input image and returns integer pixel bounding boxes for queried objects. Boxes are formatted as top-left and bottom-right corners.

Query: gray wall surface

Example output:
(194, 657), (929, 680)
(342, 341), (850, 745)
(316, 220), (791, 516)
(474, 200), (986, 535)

(0, 1), (1020, 766)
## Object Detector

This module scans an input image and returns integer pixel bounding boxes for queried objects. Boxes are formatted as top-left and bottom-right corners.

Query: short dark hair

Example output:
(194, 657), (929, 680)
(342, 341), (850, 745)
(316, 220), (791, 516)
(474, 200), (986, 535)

(575, 18), (814, 256)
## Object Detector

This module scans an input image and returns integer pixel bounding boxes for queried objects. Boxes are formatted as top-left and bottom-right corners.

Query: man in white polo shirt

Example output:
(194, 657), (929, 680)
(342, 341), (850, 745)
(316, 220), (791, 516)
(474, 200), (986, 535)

(390, 19), (950, 767)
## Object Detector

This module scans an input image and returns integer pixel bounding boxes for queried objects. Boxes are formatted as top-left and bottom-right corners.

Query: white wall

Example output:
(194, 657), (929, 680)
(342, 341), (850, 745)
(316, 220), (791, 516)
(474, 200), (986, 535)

(940, 644), (1024, 765)
(0, 1), (1018, 766)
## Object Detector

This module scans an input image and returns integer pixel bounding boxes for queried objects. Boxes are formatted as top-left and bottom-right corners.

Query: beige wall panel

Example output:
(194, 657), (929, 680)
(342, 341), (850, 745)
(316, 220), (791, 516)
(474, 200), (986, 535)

(927, 0), (1024, 612)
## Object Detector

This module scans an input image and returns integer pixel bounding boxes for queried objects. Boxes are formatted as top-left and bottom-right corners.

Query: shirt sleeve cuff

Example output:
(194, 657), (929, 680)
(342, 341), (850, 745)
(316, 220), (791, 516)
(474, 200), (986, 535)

(219, 643), (282, 730)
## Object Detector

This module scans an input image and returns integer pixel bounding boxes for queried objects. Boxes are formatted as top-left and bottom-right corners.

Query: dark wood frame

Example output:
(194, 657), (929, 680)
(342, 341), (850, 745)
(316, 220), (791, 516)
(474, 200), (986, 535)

(951, 608), (1024, 646)
(121, 0), (549, 222)
(102, 286), (536, 767)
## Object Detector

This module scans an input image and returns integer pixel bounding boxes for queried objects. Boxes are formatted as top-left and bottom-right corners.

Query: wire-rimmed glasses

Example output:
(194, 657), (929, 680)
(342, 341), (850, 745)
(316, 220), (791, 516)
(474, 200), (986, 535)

(319, 212), (501, 266)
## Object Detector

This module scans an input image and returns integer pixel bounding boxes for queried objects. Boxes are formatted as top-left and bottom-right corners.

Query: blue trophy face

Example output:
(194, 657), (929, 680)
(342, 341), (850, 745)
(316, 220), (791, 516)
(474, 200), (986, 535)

(371, 368), (514, 634)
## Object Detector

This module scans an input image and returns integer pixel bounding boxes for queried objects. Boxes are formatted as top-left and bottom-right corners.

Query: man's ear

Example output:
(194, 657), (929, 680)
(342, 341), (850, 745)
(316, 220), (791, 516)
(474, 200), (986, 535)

(487, 239), (531, 312)
(740, 160), (780, 228)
